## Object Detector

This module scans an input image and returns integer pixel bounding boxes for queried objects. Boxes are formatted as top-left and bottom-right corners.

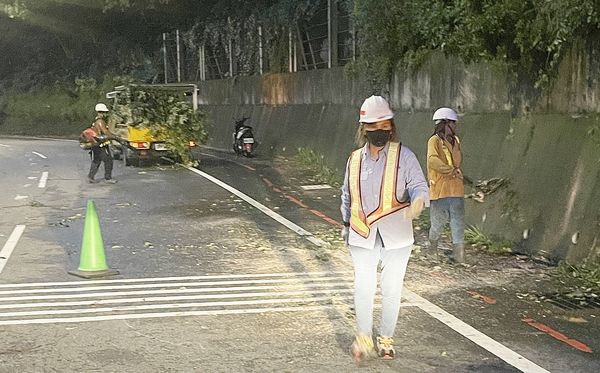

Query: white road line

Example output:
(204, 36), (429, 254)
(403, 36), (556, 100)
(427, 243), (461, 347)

(38, 171), (48, 188)
(0, 225), (26, 275)
(0, 304), (353, 326)
(184, 165), (329, 247)
(32, 151), (47, 159)
(198, 152), (219, 159)
(0, 270), (351, 289)
(14, 195), (28, 201)
(301, 184), (332, 190)
(0, 288), (358, 310)
(0, 281), (354, 302)
(404, 290), (551, 373)
(0, 295), (361, 318)
(20, 137), (77, 142)
(0, 275), (352, 295)
(0, 144), (10, 148)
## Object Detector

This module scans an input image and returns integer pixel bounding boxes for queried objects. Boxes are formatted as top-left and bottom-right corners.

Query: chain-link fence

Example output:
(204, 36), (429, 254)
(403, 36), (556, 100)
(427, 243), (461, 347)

(160, 0), (356, 82)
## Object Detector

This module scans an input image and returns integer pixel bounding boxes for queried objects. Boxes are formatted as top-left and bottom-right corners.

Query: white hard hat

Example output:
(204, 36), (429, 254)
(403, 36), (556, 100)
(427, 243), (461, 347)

(95, 103), (109, 112)
(432, 107), (458, 122)
(359, 95), (394, 123)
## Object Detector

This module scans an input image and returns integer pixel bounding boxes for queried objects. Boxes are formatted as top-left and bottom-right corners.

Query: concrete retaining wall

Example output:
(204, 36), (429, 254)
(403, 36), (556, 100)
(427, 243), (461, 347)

(198, 49), (600, 263)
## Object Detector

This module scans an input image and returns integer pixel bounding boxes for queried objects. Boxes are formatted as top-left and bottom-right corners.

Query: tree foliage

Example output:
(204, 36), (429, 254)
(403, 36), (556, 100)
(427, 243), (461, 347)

(0, 0), (207, 89)
(351, 0), (600, 89)
(111, 85), (208, 165)
(3, 0), (599, 92)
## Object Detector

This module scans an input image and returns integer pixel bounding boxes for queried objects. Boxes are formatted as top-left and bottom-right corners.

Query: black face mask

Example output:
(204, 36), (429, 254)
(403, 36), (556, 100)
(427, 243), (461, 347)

(366, 129), (391, 147)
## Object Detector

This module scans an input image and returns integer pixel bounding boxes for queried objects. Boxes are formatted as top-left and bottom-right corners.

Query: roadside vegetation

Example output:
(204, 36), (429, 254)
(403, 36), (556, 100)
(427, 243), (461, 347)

(351, 0), (600, 91)
(556, 259), (600, 291)
(0, 75), (128, 137)
(294, 147), (343, 188)
(465, 226), (513, 256)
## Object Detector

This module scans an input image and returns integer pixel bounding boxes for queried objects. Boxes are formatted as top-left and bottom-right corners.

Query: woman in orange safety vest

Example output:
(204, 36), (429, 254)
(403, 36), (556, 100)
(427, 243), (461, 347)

(340, 95), (429, 362)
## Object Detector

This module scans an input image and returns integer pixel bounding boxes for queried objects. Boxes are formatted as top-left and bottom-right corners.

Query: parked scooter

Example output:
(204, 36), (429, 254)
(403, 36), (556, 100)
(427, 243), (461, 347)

(232, 117), (256, 157)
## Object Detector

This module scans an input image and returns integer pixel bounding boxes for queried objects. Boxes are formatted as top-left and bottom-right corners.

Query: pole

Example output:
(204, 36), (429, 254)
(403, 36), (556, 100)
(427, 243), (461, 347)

(327, 0), (338, 68)
(191, 84), (198, 112)
(258, 25), (263, 75)
(162, 32), (168, 83)
(199, 45), (205, 81)
(202, 45), (207, 80)
(293, 33), (297, 72)
(288, 28), (293, 72)
(228, 17), (233, 77)
(176, 29), (181, 82)
(352, 22), (356, 62)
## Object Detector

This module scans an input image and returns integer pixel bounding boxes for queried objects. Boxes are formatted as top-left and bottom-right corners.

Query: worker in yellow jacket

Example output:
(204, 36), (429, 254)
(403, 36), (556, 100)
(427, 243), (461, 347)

(426, 107), (465, 263)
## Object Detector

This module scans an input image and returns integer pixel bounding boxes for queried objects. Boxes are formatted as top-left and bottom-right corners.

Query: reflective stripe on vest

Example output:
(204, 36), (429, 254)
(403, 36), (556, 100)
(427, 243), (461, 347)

(348, 142), (410, 238)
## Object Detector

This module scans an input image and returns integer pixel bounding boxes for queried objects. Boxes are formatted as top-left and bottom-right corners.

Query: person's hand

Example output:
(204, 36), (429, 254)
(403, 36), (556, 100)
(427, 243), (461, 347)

(341, 226), (349, 245)
(404, 197), (425, 220)
(452, 167), (464, 179)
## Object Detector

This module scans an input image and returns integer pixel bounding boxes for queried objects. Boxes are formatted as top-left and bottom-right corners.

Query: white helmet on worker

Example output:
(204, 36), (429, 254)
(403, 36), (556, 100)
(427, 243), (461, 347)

(359, 95), (394, 123)
(432, 107), (458, 124)
(95, 103), (109, 112)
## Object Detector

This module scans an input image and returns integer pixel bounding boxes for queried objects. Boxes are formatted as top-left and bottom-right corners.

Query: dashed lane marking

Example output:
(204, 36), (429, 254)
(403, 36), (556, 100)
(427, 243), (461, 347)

(32, 151), (47, 159)
(38, 171), (48, 188)
(0, 225), (26, 275)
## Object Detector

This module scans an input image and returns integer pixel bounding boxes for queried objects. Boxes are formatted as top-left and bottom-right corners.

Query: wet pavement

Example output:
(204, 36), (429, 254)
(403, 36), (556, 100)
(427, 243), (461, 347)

(0, 137), (598, 372)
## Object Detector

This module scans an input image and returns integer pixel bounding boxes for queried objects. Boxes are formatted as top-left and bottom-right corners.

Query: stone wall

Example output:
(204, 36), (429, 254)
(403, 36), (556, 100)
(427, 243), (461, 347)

(197, 48), (600, 263)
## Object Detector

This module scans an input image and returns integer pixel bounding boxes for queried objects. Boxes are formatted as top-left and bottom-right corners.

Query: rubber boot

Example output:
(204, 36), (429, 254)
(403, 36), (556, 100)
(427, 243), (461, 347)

(424, 240), (439, 260)
(452, 243), (465, 263)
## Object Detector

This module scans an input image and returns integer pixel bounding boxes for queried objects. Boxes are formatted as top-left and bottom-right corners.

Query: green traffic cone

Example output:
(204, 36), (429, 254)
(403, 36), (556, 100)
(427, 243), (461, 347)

(69, 199), (119, 279)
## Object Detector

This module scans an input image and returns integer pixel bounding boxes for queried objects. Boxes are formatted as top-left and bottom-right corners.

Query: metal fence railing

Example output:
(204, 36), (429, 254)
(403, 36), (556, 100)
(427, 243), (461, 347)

(160, 0), (357, 82)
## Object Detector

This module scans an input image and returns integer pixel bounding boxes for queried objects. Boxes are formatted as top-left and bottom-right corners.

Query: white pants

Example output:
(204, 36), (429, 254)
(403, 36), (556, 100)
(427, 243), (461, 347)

(349, 233), (412, 337)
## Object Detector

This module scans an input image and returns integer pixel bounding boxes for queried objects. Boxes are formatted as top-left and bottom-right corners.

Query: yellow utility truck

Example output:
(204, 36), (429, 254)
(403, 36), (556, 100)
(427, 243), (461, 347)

(106, 83), (199, 166)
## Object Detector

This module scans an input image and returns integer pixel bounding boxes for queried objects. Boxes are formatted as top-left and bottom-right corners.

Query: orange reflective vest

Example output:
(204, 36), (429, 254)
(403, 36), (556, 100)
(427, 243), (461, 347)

(348, 142), (410, 238)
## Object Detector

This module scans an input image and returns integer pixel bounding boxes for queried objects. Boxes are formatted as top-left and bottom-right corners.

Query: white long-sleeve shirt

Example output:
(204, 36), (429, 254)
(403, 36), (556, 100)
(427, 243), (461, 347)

(340, 143), (429, 249)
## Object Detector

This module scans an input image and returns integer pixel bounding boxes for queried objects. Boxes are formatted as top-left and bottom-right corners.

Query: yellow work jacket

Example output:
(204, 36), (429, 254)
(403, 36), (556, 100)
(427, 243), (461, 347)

(427, 135), (464, 200)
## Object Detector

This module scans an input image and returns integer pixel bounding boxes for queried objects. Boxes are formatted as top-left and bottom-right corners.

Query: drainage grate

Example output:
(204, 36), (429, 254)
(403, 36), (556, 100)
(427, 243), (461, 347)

(541, 292), (600, 310)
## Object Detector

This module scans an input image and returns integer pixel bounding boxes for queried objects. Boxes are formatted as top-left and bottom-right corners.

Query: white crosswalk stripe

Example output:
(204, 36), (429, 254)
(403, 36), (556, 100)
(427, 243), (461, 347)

(0, 271), (411, 326)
